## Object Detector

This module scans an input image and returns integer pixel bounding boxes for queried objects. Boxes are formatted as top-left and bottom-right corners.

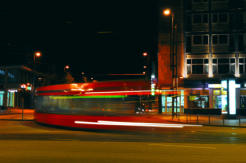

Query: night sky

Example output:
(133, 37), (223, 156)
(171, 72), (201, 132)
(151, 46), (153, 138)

(4, 1), (159, 80)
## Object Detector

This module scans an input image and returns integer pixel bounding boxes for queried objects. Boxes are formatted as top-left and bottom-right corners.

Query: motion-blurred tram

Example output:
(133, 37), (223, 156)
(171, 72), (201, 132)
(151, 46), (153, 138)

(34, 80), (161, 130)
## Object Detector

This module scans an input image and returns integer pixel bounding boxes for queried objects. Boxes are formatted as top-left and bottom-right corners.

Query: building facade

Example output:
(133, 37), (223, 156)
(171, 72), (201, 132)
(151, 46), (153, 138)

(158, 0), (246, 115)
(0, 65), (43, 109)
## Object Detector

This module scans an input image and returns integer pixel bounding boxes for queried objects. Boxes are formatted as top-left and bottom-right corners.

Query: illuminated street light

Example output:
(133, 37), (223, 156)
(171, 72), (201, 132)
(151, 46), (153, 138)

(142, 52), (148, 57)
(163, 8), (178, 118)
(64, 65), (70, 71)
(33, 51), (42, 64)
(35, 52), (41, 57)
(163, 8), (171, 16)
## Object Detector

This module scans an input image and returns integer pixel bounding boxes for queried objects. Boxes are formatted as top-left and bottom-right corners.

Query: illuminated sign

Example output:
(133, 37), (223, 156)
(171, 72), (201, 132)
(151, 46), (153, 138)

(208, 84), (221, 88)
(229, 80), (240, 115)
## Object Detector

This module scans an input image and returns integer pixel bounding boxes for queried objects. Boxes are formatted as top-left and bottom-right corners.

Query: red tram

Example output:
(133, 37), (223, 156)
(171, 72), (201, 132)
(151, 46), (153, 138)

(34, 80), (174, 130)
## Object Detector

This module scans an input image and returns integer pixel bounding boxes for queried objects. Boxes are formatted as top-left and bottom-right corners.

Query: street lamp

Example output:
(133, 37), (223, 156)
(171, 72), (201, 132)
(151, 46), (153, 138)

(163, 8), (178, 118)
(34, 51), (42, 65)
(163, 9), (171, 16)
(64, 65), (70, 71)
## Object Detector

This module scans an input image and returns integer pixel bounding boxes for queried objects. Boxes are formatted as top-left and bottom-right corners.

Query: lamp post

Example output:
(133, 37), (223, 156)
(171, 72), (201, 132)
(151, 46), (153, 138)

(163, 8), (178, 118)
(31, 51), (42, 112)
(33, 51), (42, 69)
(64, 65), (70, 71)
(142, 52), (150, 81)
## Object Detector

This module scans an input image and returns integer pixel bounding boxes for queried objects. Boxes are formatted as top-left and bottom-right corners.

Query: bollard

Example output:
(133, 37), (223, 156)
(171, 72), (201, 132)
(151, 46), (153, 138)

(208, 114), (210, 125)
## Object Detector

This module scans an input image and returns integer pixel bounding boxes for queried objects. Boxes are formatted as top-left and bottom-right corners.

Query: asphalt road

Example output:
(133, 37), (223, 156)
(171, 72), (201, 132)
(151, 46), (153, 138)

(0, 120), (246, 163)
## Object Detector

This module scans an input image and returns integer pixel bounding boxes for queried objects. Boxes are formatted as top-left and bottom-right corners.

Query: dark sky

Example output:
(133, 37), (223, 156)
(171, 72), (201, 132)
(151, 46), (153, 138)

(4, 0), (159, 78)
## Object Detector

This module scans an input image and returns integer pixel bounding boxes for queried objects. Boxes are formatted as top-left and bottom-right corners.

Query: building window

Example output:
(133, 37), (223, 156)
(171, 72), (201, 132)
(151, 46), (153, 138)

(239, 58), (246, 74)
(186, 59), (209, 74)
(186, 36), (191, 52)
(212, 34), (229, 45)
(192, 0), (208, 3)
(192, 14), (208, 24)
(213, 58), (235, 74)
(212, 13), (229, 24)
(192, 35), (209, 45)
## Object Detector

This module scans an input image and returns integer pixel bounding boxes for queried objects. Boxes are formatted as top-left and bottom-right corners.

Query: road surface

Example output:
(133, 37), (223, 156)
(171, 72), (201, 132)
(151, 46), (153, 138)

(0, 120), (246, 162)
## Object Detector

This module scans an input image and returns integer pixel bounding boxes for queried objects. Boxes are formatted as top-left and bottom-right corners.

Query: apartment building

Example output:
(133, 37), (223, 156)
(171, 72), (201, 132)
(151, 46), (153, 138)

(158, 0), (246, 115)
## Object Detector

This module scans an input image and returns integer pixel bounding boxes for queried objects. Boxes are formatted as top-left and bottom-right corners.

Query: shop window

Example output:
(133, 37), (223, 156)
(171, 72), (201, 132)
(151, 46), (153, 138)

(188, 95), (209, 109)
(240, 95), (246, 108)
(0, 91), (3, 106)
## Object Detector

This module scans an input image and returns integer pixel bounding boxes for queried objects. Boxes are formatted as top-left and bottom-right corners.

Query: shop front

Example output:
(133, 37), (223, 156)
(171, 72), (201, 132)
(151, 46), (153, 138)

(160, 90), (184, 114)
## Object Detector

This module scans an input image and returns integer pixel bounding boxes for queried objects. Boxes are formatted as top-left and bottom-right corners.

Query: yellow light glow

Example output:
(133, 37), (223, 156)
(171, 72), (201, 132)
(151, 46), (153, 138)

(163, 9), (171, 16)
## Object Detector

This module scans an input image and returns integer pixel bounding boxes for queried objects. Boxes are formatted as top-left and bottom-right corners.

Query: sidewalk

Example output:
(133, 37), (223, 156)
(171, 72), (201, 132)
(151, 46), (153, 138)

(157, 114), (246, 127)
(0, 108), (34, 120)
(1, 108), (246, 127)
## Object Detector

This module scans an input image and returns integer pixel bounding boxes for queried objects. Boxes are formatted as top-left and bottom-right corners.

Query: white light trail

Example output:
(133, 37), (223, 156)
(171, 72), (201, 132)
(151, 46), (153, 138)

(74, 120), (202, 128)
